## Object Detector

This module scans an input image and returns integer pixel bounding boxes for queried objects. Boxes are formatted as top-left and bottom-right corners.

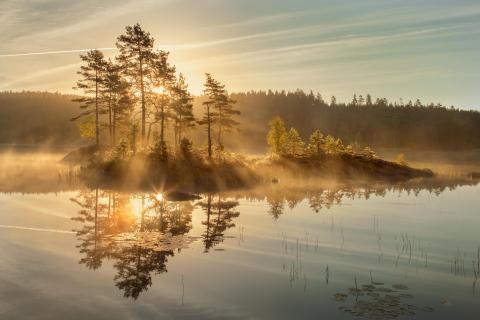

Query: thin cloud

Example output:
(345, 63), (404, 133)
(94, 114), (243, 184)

(201, 10), (314, 30)
(0, 47), (116, 58)
(0, 62), (80, 89)
(186, 23), (477, 68)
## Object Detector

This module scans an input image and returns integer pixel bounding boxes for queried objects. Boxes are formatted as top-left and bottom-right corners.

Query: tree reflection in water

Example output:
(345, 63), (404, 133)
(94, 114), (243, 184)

(198, 194), (240, 252)
(233, 176), (480, 220)
(71, 190), (195, 299)
(70, 177), (479, 300)
(71, 191), (240, 299)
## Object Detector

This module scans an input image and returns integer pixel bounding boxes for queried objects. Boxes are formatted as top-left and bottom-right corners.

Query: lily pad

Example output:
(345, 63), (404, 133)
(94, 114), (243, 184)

(392, 284), (409, 290)
(334, 293), (348, 301)
(422, 306), (435, 312)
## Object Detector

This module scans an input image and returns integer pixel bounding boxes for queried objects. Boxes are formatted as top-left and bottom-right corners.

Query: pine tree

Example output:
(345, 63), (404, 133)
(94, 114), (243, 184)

(116, 23), (155, 144)
(214, 89), (239, 147)
(358, 95), (365, 106)
(307, 130), (325, 157)
(330, 96), (337, 107)
(267, 116), (287, 155)
(112, 79), (134, 146)
(72, 49), (108, 146)
(171, 73), (195, 147)
(351, 94), (358, 106)
(198, 74), (221, 159)
(149, 50), (176, 145)
(366, 94), (373, 106)
(102, 60), (133, 146)
(200, 74), (240, 148)
(284, 128), (304, 157)
(198, 73), (220, 159)
(323, 135), (344, 154)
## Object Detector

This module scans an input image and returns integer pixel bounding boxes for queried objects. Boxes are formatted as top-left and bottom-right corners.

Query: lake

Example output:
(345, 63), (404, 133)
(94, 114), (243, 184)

(1, 154), (479, 319)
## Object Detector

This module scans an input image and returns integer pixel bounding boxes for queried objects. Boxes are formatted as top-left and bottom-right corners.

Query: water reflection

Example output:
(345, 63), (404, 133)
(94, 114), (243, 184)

(71, 190), (240, 299)
(67, 176), (480, 306)
(199, 194), (240, 252)
(233, 176), (480, 219)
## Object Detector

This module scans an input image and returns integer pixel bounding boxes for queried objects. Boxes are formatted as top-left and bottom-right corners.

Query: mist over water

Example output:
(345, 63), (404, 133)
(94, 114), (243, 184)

(2, 1), (479, 318)
(1, 151), (479, 319)
(0, 149), (79, 193)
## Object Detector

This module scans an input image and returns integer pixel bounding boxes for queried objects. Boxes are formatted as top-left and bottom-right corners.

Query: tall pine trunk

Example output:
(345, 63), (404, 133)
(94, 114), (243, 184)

(108, 94), (113, 147)
(207, 103), (212, 159)
(139, 52), (146, 145)
(112, 107), (116, 146)
(178, 113), (183, 147)
(95, 69), (100, 146)
(174, 120), (178, 148)
(217, 107), (223, 146)
(160, 102), (165, 143)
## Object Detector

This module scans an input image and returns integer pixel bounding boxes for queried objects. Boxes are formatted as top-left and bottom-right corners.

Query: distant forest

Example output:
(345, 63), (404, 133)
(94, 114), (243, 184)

(0, 91), (81, 146)
(1, 90), (479, 151)
(222, 91), (480, 152)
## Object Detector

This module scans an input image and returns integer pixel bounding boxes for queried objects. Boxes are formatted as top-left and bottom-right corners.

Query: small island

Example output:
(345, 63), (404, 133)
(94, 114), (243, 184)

(64, 24), (433, 192)
(2, 3), (480, 319)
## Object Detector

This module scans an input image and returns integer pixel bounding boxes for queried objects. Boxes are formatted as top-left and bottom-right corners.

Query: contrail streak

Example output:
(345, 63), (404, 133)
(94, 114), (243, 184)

(0, 224), (75, 234)
(0, 47), (117, 58)
(0, 45), (178, 58)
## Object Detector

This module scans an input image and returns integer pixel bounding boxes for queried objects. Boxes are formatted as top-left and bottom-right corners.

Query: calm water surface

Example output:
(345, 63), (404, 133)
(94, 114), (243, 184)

(1, 180), (480, 319)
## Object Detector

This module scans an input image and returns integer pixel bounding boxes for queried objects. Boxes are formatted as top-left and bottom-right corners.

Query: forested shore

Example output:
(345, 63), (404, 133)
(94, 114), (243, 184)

(2, 24), (477, 191)
(1, 89), (479, 151)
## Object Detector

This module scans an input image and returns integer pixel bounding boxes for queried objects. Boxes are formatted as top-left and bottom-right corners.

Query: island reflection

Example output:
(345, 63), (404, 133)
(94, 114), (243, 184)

(70, 177), (479, 300)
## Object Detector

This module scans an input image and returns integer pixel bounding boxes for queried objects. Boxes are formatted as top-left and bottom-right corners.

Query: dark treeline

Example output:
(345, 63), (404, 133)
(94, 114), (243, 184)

(0, 91), (81, 145)
(219, 90), (480, 152)
(2, 89), (480, 151)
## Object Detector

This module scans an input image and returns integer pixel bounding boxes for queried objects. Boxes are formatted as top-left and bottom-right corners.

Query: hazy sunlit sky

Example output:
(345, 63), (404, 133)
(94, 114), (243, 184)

(1, 0), (479, 109)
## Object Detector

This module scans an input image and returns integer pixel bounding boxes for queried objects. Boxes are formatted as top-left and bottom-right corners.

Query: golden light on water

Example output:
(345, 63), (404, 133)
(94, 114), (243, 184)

(128, 194), (164, 217)
(129, 196), (144, 217)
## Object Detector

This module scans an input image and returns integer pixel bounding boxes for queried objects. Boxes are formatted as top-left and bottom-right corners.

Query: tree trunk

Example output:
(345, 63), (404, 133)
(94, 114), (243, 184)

(178, 114), (183, 147)
(174, 120), (178, 148)
(95, 69), (100, 146)
(112, 107), (116, 145)
(207, 104), (212, 159)
(139, 51), (146, 145)
(146, 122), (154, 145)
(217, 108), (223, 146)
(217, 124), (222, 147)
(160, 102), (165, 144)
(108, 94), (112, 147)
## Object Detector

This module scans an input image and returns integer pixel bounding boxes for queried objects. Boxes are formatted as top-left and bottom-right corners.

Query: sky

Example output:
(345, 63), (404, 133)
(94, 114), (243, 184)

(0, 0), (479, 109)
